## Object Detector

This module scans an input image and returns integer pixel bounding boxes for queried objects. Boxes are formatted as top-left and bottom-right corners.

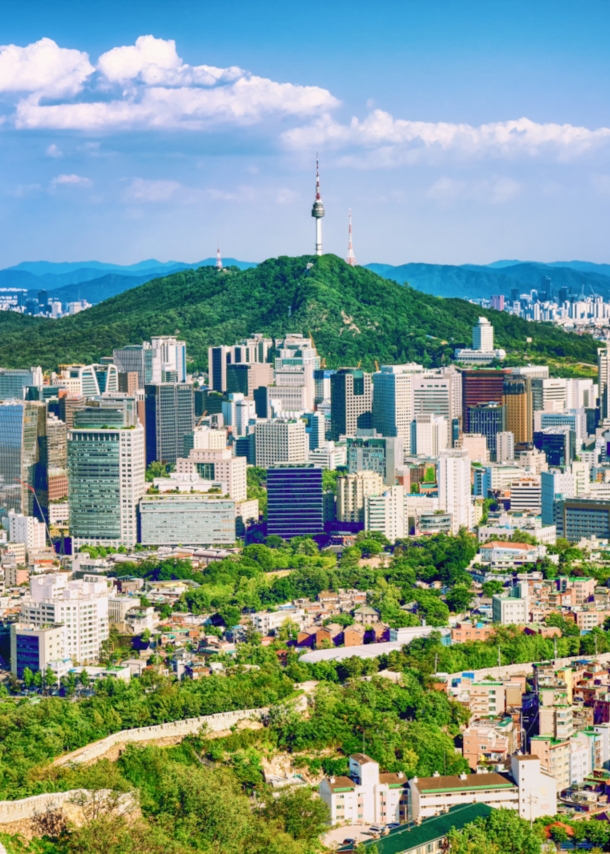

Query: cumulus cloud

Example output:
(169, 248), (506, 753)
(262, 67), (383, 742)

(49, 173), (92, 189)
(0, 35), (336, 132)
(46, 143), (62, 158)
(283, 110), (610, 163)
(0, 38), (94, 97)
(97, 35), (243, 87)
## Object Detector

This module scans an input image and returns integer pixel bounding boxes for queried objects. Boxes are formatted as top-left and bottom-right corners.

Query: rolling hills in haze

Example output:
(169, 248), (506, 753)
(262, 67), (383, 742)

(0, 255), (598, 373)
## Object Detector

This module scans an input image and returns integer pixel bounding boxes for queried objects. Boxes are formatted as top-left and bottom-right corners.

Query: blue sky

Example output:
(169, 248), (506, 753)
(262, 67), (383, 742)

(2, 0), (610, 266)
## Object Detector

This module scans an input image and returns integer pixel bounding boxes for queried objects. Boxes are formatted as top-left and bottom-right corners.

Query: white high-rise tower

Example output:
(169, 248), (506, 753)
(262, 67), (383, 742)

(311, 155), (325, 256)
(346, 209), (357, 266)
(216, 245), (223, 270)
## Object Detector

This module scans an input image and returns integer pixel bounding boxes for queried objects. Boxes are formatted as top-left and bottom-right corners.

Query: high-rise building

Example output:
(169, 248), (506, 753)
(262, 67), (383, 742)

(496, 431), (515, 463)
(467, 402), (506, 461)
(226, 362), (273, 399)
(460, 433), (490, 463)
(8, 510), (46, 552)
(267, 465), (324, 539)
(54, 364), (118, 396)
(412, 367), (462, 445)
(531, 378), (568, 413)
(271, 334), (319, 413)
(473, 317), (495, 351)
(0, 367), (43, 400)
(455, 319), (506, 364)
(150, 336), (187, 383)
(346, 436), (402, 486)
(21, 574), (110, 664)
(438, 449), (472, 534)
(509, 476), (542, 513)
(0, 399), (47, 521)
(599, 345), (610, 422)
(145, 383), (194, 465)
(314, 369), (335, 406)
(330, 369), (372, 440)
(534, 428), (575, 467)
(337, 471), (384, 523)
(365, 486), (406, 542)
(372, 364), (424, 452)
(411, 413), (448, 457)
(254, 419), (308, 468)
(177, 448), (247, 501)
(503, 375), (533, 445)
(462, 370), (508, 431)
(208, 335), (273, 394)
(68, 410), (145, 548)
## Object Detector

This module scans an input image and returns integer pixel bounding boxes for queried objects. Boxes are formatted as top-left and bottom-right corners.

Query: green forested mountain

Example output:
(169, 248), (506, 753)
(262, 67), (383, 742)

(0, 254), (599, 371)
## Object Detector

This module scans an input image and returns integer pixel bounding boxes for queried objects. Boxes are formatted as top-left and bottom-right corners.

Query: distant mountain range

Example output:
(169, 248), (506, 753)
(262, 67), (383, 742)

(2, 257), (610, 307)
(0, 258), (256, 305)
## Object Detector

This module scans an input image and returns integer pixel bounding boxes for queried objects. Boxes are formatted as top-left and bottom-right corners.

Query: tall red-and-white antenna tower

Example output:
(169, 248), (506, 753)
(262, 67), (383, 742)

(346, 209), (357, 266)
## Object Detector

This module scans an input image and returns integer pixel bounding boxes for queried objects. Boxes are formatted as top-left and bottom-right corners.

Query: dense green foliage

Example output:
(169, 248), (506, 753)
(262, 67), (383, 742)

(0, 667), (295, 799)
(447, 808), (542, 854)
(0, 255), (598, 370)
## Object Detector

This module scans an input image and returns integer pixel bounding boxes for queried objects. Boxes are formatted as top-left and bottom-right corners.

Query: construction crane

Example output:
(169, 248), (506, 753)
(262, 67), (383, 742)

(374, 360), (380, 372)
(195, 411), (208, 428)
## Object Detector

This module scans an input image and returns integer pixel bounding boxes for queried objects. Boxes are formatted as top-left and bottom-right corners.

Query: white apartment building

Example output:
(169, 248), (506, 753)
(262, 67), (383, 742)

(271, 334), (319, 412)
(372, 364), (424, 453)
(21, 574), (110, 664)
(438, 449), (471, 534)
(319, 754), (407, 826)
(176, 448), (247, 501)
(510, 476), (542, 513)
(408, 755), (555, 823)
(492, 587), (529, 625)
(7, 511), (46, 553)
(365, 485), (406, 542)
(254, 419), (308, 468)
(250, 607), (306, 635)
(411, 413), (448, 457)
(337, 471), (384, 523)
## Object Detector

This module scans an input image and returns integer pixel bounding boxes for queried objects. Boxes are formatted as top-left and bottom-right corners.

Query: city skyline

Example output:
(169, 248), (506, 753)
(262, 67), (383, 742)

(2, 1), (610, 266)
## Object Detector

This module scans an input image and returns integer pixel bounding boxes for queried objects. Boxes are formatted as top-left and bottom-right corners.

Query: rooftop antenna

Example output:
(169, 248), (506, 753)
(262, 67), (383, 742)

(346, 209), (357, 266)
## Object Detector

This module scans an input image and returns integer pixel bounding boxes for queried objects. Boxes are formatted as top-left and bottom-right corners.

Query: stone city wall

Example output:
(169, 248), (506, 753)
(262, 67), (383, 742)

(54, 706), (271, 767)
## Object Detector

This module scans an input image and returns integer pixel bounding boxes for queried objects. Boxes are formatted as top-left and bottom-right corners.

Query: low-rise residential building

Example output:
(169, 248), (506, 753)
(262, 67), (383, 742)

(250, 607), (306, 636)
(451, 623), (495, 644)
(319, 754), (407, 825)
(407, 755), (556, 822)
(462, 717), (518, 769)
(529, 736), (571, 792)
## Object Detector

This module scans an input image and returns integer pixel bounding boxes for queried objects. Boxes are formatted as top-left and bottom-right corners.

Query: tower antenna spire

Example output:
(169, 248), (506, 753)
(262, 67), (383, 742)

(216, 244), (223, 270)
(346, 208), (357, 266)
(311, 153), (325, 256)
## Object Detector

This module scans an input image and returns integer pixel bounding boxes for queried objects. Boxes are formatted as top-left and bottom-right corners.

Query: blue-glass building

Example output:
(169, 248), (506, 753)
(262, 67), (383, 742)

(267, 465), (324, 539)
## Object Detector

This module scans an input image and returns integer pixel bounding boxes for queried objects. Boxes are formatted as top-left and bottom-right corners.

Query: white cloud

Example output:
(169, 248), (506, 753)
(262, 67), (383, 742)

(427, 175), (522, 205)
(97, 35), (243, 87)
(0, 38), (93, 97)
(284, 110), (610, 163)
(122, 177), (181, 202)
(15, 74), (339, 131)
(46, 143), (62, 158)
(49, 173), (92, 189)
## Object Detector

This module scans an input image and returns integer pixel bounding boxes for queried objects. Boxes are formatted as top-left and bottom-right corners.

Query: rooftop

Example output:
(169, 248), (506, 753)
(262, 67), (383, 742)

(353, 803), (493, 854)
(412, 771), (515, 794)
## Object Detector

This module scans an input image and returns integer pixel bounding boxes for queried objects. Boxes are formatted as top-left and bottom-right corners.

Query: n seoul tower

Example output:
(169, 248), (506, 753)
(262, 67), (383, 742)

(311, 155), (325, 256)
